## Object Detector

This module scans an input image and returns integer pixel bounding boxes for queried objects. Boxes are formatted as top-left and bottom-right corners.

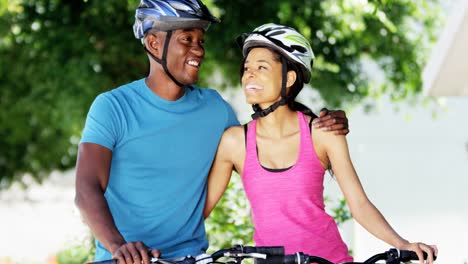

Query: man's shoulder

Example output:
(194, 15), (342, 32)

(109, 79), (144, 95)
(89, 79), (143, 110)
(94, 79), (143, 103)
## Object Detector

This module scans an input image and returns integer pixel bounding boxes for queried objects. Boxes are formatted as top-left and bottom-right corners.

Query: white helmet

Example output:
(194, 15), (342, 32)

(237, 23), (315, 83)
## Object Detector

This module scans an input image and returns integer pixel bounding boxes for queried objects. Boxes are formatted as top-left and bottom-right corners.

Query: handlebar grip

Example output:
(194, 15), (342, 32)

(399, 250), (437, 262)
(255, 255), (291, 264)
(281, 255), (298, 264)
(244, 246), (285, 256)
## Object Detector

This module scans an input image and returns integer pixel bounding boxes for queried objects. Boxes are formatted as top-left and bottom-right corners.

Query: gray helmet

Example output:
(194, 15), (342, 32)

(133, 0), (220, 39)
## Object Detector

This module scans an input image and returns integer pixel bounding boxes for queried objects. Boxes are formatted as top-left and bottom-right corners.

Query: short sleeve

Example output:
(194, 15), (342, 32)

(79, 93), (122, 150)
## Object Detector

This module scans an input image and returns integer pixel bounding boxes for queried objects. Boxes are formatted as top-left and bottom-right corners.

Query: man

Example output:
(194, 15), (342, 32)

(74, 1), (349, 264)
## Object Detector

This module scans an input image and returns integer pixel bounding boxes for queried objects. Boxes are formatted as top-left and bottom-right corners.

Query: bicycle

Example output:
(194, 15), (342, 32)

(89, 244), (436, 264)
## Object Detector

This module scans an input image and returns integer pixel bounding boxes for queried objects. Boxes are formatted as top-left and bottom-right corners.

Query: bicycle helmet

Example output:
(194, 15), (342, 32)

(237, 23), (314, 83)
(236, 23), (315, 119)
(133, 0), (220, 87)
(133, 0), (220, 39)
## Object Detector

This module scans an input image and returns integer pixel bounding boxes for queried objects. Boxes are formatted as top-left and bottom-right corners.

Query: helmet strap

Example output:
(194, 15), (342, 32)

(251, 57), (288, 119)
(144, 30), (184, 87)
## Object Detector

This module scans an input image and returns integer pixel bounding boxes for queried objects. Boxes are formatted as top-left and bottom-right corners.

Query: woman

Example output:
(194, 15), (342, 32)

(203, 23), (437, 264)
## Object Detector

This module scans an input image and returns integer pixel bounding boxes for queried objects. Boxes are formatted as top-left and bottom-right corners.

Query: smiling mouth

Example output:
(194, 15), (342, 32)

(187, 60), (200, 68)
(245, 84), (263, 91)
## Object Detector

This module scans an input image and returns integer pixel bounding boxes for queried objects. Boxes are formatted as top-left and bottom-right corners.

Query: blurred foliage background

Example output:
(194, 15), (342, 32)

(0, 0), (444, 261)
(0, 0), (444, 189)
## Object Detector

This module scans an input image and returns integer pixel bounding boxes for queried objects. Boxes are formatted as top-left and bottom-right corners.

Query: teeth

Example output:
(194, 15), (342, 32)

(188, 60), (199, 66)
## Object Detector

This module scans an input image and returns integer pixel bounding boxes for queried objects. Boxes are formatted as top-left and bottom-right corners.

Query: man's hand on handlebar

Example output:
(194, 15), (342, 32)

(111, 241), (161, 264)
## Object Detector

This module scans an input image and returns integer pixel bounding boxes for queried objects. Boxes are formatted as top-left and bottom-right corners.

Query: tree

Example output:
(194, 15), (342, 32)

(0, 0), (442, 187)
(0, 0), (444, 255)
(0, 0), (143, 188)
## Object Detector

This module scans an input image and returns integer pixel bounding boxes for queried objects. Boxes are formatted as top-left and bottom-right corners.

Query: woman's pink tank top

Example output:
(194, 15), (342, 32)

(241, 111), (353, 263)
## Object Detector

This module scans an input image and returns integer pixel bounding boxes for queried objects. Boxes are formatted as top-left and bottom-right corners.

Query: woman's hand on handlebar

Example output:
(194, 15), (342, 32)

(111, 241), (161, 264)
(399, 241), (438, 264)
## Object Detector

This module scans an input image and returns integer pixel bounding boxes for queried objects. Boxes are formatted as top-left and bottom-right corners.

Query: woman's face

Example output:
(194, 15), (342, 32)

(241, 47), (283, 105)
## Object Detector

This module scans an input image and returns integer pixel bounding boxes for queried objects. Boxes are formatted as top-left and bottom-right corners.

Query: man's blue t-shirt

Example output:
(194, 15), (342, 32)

(80, 79), (239, 261)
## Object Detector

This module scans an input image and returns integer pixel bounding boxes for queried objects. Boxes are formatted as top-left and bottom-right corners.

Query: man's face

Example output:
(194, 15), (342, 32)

(164, 28), (206, 85)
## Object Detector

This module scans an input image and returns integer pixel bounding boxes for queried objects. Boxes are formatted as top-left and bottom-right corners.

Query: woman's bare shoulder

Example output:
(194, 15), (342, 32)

(221, 124), (246, 147)
(311, 121), (347, 149)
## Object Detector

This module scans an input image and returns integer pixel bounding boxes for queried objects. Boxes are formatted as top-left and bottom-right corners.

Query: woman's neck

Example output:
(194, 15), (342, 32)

(255, 107), (298, 139)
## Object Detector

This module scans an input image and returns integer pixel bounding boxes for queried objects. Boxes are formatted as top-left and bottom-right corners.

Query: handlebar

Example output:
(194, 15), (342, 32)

(88, 245), (436, 264)
(211, 245), (285, 260)
(90, 260), (117, 264)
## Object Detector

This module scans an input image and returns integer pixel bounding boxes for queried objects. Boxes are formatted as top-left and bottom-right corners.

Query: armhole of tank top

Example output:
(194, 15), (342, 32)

(244, 123), (248, 147)
(308, 116), (315, 133)
(308, 115), (332, 173)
